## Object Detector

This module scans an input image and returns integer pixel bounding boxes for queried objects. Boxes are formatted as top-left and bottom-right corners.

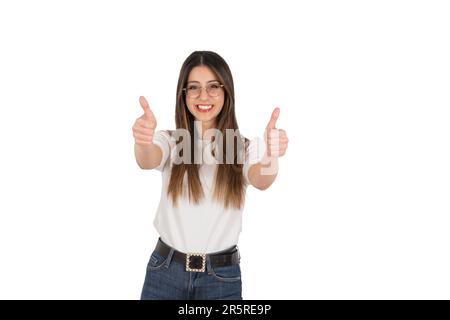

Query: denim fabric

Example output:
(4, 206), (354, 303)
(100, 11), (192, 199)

(140, 248), (242, 300)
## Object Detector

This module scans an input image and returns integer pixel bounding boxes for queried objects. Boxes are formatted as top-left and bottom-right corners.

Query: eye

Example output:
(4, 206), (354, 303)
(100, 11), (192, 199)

(209, 83), (221, 89)
(188, 85), (199, 90)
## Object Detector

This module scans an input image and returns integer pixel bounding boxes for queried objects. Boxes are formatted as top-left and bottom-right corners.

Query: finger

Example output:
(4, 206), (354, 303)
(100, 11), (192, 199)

(278, 129), (287, 137)
(275, 137), (289, 144)
(133, 124), (154, 134)
(266, 129), (283, 140)
(135, 139), (153, 146)
(269, 149), (280, 157)
(137, 117), (156, 129)
(267, 138), (288, 146)
(268, 147), (286, 157)
(133, 133), (153, 142)
(266, 107), (280, 130)
(268, 144), (287, 152)
(267, 140), (288, 146)
(142, 109), (157, 127)
(268, 141), (288, 148)
(139, 96), (151, 116)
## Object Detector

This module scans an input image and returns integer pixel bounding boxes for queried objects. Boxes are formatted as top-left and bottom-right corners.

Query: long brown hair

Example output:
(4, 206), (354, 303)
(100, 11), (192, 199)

(167, 51), (249, 210)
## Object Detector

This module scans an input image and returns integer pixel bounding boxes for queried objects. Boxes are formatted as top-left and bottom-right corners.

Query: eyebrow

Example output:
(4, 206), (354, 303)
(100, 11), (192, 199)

(187, 80), (220, 84)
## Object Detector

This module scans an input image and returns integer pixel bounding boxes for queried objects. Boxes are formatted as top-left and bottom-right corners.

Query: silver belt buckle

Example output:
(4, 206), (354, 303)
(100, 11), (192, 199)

(186, 253), (206, 272)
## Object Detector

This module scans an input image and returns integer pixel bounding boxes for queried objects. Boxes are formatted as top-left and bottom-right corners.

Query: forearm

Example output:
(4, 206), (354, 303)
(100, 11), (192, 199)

(134, 143), (162, 170)
(248, 153), (279, 190)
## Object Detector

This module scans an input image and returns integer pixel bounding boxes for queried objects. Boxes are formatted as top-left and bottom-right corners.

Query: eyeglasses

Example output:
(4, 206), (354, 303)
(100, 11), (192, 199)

(182, 82), (224, 98)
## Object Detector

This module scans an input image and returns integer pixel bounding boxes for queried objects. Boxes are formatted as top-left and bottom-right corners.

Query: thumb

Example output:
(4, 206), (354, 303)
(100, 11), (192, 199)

(266, 107), (280, 129)
(139, 96), (151, 116)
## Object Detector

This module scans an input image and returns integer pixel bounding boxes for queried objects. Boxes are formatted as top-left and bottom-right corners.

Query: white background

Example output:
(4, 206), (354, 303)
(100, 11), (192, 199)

(0, 0), (449, 299)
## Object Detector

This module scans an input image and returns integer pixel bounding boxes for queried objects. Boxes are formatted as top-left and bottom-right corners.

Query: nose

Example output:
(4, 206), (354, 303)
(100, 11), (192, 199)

(198, 87), (209, 100)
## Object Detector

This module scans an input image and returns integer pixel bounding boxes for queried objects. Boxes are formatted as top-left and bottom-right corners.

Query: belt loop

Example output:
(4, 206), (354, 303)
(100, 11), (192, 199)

(205, 254), (213, 274)
(164, 248), (175, 268)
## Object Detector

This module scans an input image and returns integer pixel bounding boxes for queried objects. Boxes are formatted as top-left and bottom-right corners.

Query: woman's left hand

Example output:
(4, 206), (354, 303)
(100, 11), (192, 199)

(264, 107), (289, 157)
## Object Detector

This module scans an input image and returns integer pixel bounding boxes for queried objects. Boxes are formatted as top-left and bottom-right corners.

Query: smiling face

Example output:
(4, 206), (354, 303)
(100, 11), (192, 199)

(185, 66), (225, 133)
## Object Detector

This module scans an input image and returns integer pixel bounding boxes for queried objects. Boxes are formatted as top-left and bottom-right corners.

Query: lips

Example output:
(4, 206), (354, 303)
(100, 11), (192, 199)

(196, 104), (214, 113)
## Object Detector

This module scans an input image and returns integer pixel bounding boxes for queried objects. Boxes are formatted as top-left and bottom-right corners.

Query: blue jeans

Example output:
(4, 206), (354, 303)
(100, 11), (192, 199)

(140, 246), (243, 300)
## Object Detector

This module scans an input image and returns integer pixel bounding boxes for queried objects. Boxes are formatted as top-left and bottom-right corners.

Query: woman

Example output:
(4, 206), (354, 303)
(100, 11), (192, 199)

(133, 51), (288, 300)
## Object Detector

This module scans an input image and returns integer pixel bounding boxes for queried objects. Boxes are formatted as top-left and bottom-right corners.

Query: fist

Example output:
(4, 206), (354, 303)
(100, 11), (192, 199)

(132, 96), (157, 146)
(264, 107), (289, 157)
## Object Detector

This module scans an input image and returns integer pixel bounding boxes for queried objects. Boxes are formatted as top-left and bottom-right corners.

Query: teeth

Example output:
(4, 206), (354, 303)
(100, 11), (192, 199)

(197, 105), (213, 110)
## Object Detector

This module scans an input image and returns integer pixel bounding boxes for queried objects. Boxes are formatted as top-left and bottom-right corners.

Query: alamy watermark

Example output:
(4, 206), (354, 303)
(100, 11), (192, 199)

(166, 121), (278, 175)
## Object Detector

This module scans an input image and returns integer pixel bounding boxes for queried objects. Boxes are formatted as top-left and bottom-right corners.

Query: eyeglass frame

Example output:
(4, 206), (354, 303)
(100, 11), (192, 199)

(182, 82), (225, 98)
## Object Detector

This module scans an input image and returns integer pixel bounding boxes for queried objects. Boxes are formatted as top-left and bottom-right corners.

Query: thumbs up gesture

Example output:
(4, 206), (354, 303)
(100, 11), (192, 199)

(264, 107), (289, 157)
(132, 96), (158, 146)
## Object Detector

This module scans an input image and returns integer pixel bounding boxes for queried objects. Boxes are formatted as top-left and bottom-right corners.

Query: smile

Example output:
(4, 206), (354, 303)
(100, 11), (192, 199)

(196, 104), (214, 113)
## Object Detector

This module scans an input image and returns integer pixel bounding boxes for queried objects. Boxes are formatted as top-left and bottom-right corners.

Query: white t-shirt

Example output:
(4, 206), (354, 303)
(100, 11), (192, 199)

(151, 130), (265, 254)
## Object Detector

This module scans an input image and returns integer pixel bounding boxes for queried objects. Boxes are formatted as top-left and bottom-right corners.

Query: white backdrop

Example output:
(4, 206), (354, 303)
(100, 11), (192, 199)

(0, 0), (449, 299)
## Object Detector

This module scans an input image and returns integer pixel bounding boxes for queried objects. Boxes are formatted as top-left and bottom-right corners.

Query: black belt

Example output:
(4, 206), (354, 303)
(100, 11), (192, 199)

(155, 238), (240, 273)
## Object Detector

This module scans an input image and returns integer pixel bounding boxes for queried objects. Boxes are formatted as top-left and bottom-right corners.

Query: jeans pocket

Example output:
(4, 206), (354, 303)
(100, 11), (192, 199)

(147, 250), (168, 271)
(210, 263), (242, 282)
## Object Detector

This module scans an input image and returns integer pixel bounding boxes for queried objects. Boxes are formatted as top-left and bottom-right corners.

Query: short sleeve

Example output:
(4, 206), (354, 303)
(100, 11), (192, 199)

(152, 130), (172, 172)
(243, 136), (266, 185)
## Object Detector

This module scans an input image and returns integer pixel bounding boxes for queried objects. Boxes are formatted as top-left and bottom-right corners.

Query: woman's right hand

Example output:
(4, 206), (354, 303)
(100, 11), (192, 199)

(133, 96), (157, 146)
